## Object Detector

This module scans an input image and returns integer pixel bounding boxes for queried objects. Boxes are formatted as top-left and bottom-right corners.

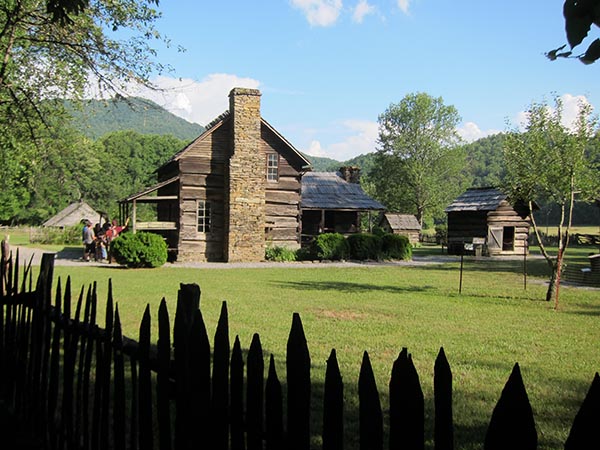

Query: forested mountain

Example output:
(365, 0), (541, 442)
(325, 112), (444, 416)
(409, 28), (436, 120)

(462, 133), (507, 187)
(66, 97), (205, 141)
(303, 154), (341, 171)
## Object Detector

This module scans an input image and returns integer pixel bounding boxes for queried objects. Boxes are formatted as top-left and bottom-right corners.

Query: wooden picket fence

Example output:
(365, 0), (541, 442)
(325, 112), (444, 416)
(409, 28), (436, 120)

(0, 252), (598, 450)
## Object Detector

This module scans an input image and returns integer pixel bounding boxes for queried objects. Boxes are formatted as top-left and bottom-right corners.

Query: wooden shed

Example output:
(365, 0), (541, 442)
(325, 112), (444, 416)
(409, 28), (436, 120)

(119, 88), (310, 262)
(379, 213), (421, 244)
(445, 187), (534, 256)
(300, 170), (385, 240)
(43, 201), (105, 228)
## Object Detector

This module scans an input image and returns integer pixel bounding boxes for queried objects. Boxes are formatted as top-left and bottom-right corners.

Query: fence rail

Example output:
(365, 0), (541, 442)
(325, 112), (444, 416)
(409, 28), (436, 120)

(0, 251), (598, 450)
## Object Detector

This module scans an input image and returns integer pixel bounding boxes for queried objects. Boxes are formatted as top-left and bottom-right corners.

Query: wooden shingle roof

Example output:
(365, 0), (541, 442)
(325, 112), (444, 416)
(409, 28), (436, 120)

(382, 213), (421, 230)
(301, 172), (385, 211)
(445, 188), (507, 213)
(159, 111), (311, 170)
(43, 201), (103, 227)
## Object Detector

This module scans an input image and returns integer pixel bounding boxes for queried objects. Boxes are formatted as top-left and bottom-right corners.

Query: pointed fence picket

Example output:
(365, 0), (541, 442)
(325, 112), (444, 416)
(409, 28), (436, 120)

(0, 251), (598, 450)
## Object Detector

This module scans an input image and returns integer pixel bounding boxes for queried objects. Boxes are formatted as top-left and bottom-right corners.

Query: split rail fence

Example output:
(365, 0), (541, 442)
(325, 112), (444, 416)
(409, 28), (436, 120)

(0, 252), (598, 450)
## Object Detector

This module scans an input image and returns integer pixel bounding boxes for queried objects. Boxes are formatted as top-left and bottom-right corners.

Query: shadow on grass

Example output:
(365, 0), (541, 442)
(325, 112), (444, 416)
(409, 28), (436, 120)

(273, 280), (433, 294)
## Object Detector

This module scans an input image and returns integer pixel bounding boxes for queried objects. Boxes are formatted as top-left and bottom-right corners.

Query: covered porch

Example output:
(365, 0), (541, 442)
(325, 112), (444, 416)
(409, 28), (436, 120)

(118, 176), (180, 250)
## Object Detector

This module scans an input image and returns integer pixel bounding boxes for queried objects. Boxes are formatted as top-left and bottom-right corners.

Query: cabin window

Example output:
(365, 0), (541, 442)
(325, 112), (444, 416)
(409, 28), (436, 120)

(267, 153), (279, 182)
(197, 200), (211, 233)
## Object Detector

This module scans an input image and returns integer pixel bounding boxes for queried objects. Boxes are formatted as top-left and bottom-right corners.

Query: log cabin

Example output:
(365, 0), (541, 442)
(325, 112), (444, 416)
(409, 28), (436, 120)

(378, 213), (421, 244)
(119, 88), (310, 262)
(445, 187), (534, 256)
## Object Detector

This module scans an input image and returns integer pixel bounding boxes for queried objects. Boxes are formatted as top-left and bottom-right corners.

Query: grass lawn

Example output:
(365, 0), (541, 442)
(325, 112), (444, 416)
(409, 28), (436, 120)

(35, 248), (599, 450)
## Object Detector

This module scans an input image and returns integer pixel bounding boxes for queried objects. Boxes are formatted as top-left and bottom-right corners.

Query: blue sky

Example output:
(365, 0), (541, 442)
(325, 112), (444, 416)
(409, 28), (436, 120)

(127, 0), (599, 161)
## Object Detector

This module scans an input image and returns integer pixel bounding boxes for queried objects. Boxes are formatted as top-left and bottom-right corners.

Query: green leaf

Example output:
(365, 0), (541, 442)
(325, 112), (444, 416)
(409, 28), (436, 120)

(580, 38), (600, 63)
(546, 44), (567, 60)
(564, 0), (594, 48)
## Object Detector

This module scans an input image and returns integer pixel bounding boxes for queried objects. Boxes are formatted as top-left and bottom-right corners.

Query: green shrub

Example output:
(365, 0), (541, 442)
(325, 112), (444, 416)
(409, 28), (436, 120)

(381, 233), (412, 260)
(312, 233), (349, 260)
(111, 232), (167, 268)
(30, 225), (82, 245)
(435, 224), (448, 244)
(347, 233), (383, 260)
(265, 245), (297, 262)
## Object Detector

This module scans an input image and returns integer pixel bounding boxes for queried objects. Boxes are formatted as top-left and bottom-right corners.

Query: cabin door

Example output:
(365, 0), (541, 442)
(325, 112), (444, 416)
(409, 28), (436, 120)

(487, 227), (503, 252)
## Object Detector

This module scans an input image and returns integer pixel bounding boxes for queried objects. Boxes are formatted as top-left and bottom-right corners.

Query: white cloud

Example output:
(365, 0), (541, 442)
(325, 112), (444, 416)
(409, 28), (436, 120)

(291, 0), (343, 27)
(352, 0), (375, 23)
(513, 93), (594, 132)
(397, 0), (411, 14)
(304, 120), (378, 161)
(559, 93), (593, 129)
(126, 74), (261, 125)
(457, 122), (501, 143)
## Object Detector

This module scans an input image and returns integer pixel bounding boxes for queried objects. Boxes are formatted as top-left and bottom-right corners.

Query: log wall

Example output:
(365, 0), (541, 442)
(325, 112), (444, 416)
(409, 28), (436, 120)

(447, 201), (532, 256)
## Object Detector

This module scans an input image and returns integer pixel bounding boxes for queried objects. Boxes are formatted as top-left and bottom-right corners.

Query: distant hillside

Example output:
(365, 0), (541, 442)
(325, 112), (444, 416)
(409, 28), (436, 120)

(302, 152), (378, 173)
(66, 97), (205, 141)
(303, 154), (341, 171)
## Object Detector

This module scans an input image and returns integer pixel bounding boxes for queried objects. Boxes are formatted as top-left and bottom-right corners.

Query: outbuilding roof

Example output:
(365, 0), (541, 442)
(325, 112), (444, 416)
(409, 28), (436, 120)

(301, 172), (385, 211)
(382, 213), (421, 230)
(43, 201), (104, 227)
(445, 187), (507, 213)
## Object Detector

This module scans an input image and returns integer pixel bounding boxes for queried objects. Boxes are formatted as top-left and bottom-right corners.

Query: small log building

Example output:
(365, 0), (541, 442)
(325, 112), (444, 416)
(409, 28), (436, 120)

(445, 187), (534, 256)
(378, 213), (421, 244)
(43, 201), (106, 228)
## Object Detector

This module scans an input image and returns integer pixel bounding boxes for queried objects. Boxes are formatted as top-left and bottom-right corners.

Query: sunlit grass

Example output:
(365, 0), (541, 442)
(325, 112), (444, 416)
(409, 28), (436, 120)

(36, 253), (600, 450)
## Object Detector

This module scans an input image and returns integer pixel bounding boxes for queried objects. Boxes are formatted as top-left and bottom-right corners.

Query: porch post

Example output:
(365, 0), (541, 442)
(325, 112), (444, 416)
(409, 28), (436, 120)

(132, 199), (137, 233)
(320, 210), (325, 233)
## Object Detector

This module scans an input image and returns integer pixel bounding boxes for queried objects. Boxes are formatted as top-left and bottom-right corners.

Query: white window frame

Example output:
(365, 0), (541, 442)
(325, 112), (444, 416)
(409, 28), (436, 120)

(267, 153), (279, 182)
(197, 200), (211, 233)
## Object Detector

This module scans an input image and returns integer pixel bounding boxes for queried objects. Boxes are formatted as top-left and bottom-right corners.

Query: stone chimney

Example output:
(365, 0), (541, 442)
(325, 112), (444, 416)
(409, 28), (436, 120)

(225, 88), (266, 262)
(339, 166), (361, 184)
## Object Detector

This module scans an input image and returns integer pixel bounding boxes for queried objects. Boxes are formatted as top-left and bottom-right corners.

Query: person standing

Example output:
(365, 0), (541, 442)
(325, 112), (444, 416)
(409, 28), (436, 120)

(82, 220), (95, 261)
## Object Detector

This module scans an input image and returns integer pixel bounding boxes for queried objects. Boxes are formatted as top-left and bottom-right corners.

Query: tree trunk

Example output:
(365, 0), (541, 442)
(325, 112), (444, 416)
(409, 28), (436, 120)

(545, 256), (563, 306)
(545, 262), (558, 303)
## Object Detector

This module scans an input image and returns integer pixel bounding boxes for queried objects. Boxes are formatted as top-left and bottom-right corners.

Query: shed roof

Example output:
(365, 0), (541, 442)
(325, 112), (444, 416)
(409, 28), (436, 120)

(382, 213), (421, 230)
(43, 201), (103, 227)
(301, 172), (385, 211)
(445, 188), (507, 213)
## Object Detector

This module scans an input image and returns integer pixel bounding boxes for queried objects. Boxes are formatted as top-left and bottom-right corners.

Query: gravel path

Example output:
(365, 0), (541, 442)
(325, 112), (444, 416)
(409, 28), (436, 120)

(9, 245), (461, 269)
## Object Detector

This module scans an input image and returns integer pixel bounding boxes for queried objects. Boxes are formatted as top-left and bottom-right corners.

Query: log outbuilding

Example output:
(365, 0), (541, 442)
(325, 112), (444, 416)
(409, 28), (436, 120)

(445, 187), (534, 256)
(378, 213), (421, 244)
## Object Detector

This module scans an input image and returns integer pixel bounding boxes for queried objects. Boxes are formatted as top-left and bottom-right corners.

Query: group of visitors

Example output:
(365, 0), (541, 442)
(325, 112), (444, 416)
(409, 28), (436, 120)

(82, 218), (128, 262)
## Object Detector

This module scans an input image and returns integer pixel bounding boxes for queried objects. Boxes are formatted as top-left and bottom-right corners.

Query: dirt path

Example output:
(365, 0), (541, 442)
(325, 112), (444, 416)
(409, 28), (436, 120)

(9, 245), (459, 269)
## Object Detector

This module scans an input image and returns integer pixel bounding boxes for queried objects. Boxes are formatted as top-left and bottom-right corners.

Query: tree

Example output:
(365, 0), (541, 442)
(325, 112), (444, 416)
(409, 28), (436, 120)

(91, 131), (185, 218)
(0, 0), (168, 222)
(503, 96), (600, 307)
(547, 0), (600, 64)
(369, 93), (468, 226)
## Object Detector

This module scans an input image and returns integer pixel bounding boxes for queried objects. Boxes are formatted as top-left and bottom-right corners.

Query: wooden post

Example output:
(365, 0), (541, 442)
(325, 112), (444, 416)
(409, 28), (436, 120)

(287, 313), (311, 450)
(265, 355), (283, 450)
(359, 351), (383, 450)
(484, 363), (537, 450)
(230, 337), (245, 450)
(212, 302), (230, 450)
(132, 199), (137, 233)
(434, 347), (454, 450)
(323, 349), (343, 450)
(523, 240), (527, 291)
(459, 249), (464, 294)
(247, 333), (264, 450)
(565, 373), (600, 449)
